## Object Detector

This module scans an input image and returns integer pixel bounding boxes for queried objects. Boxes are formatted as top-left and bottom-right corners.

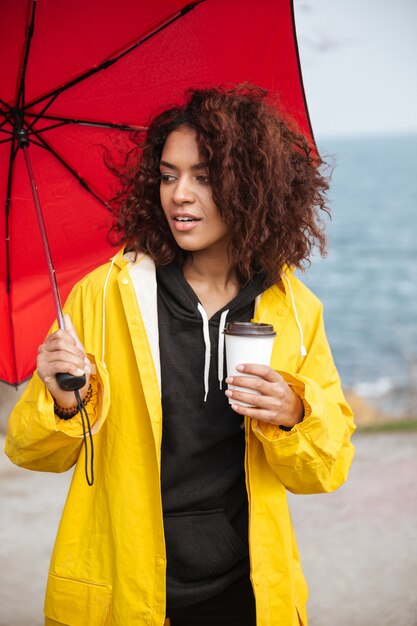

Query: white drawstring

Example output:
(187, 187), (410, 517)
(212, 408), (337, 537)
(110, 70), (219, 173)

(282, 274), (307, 358)
(101, 255), (117, 368)
(197, 303), (211, 402)
(197, 304), (229, 401)
(218, 309), (229, 389)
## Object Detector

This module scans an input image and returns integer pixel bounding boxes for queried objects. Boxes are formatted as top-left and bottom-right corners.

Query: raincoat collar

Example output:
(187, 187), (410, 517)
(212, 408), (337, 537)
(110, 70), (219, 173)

(110, 248), (295, 304)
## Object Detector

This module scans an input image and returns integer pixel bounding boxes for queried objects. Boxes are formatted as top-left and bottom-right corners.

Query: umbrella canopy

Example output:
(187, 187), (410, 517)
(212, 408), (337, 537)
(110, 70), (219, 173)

(0, 0), (314, 385)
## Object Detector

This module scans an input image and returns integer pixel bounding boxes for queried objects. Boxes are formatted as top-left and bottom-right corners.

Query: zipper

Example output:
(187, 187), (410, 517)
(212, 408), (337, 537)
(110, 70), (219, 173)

(244, 415), (256, 592)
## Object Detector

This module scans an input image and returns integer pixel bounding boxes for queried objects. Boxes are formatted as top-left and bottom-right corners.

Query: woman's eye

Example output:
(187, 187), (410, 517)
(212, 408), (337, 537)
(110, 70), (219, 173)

(160, 174), (176, 183)
(196, 175), (210, 184)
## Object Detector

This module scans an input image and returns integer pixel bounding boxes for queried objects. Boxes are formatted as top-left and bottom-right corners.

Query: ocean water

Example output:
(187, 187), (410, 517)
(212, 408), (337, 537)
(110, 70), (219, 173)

(301, 134), (417, 416)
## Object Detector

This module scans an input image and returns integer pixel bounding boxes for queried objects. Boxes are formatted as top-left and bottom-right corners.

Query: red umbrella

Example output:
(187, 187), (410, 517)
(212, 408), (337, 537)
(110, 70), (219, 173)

(0, 0), (314, 386)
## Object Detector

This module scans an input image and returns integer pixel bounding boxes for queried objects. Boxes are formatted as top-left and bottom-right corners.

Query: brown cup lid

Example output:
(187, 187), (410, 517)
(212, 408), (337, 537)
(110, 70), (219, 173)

(223, 322), (276, 336)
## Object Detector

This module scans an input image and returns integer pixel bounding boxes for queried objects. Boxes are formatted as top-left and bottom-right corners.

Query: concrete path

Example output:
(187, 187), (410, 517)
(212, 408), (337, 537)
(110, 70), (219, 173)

(1, 431), (417, 626)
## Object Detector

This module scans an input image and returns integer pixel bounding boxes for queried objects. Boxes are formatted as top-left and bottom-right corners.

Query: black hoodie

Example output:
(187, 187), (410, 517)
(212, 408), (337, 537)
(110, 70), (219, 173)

(156, 263), (266, 608)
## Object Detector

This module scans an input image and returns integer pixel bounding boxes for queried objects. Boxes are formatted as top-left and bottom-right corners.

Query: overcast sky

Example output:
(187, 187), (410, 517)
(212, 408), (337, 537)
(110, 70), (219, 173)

(294, 0), (417, 138)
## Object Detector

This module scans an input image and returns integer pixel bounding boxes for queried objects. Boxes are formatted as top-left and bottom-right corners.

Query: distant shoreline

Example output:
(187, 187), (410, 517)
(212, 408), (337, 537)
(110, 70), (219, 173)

(344, 388), (417, 427)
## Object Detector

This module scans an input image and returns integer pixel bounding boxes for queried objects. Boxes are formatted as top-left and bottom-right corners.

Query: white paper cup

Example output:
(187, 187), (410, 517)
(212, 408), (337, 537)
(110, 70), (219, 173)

(224, 322), (276, 407)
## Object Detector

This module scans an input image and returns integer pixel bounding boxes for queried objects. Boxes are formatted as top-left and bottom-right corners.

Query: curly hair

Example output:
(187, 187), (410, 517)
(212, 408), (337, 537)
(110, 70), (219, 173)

(109, 84), (330, 284)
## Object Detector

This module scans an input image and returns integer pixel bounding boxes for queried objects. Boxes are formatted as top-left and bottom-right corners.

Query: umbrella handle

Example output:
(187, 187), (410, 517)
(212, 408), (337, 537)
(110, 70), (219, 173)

(56, 372), (87, 391)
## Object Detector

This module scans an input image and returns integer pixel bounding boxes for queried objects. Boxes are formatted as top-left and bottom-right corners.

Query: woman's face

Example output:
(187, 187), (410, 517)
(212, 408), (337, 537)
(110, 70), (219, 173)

(159, 126), (230, 256)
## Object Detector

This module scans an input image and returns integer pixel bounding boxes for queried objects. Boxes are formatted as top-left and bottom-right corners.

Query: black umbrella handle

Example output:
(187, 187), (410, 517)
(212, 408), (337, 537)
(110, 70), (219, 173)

(56, 372), (87, 391)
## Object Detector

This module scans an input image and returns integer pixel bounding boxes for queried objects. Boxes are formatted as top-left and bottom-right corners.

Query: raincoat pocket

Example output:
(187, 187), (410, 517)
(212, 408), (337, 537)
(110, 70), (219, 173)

(44, 572), (112, 626)
(163, 508), (248, 582)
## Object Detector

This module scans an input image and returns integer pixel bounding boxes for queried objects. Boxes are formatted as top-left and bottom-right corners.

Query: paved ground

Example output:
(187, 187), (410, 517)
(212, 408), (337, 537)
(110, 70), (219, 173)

(1, 430), (417, 626)
(288, 430), (417, 626)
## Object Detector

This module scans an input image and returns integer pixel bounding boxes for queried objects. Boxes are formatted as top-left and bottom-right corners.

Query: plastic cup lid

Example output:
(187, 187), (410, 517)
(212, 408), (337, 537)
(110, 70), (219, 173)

(223, 321), (276, 336)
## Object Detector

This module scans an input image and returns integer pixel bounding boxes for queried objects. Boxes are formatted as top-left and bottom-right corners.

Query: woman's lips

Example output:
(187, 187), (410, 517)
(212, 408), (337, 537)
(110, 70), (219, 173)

(172, 217), (202, 232)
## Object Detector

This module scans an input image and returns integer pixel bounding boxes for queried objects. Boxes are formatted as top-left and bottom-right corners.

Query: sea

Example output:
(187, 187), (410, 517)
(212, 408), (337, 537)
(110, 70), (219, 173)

(300, 133), (417, 417)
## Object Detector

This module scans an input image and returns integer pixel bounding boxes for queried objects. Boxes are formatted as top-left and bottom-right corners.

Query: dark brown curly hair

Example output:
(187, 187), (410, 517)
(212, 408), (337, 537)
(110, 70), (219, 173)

(109, 84), (330, 284)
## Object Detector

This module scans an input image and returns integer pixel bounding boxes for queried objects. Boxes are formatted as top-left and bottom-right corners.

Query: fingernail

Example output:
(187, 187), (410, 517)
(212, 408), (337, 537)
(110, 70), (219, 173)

(236, 365), (244, 371)
(84, 357), (90, 365)
(225, 389), (232, 397)
(75, 368), (84, 376)
(225, 377), (233, 384)
(231, 404), (239, 411)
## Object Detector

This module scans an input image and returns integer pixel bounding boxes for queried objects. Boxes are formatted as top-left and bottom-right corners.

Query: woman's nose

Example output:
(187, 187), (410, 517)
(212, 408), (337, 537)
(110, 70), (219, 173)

(172, 175), (195, 204)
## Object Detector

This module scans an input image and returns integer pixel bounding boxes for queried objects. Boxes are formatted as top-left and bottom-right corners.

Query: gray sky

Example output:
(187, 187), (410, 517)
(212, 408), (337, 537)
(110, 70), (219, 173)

(294, 0), (417, 137)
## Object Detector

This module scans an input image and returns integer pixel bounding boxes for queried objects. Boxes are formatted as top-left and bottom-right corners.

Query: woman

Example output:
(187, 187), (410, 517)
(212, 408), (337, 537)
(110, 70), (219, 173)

(6, 85), (355, 626)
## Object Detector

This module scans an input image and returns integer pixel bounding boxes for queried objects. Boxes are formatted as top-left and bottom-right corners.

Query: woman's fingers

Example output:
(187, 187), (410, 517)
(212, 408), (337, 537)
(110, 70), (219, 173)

(232, 364), (282, 382)
(225, 386), (276, 409)
(41, 319), (88, 367)
(38, 337), (88, 376)
(36, 317), (91, 406)
(225, 375), (284, 395)
(227, 402), (276, 422)
(225, 365), (303, 427)
(38, 350), (88, 375)
(41, 334), (84, 359)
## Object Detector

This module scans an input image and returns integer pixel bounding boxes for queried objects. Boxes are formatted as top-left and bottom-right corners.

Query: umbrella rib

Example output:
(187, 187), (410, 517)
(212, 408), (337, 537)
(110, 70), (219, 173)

(0, 98), (12, 111)
(4, 132), (20, 385)
(28, 121), (69, 134)
(0, 124), (13, 138)
(0, 101), (14, 126)
(26, 91), (61, 131)
(28, 137), (57, 150)
(17, 0), (37, 111)
(0, 101), (14, 135)
(30, 128), (109, 206)
(26, 1), (205, 110)
(0, 113), (13, 128)
(25, 113), (146, 134)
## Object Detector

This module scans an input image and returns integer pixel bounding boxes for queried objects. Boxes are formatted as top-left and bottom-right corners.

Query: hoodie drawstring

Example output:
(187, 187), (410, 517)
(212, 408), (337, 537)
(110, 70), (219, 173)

(197, 304), (230, 402)
(218, 310), (229, 389)
(197, 303), (211, 402)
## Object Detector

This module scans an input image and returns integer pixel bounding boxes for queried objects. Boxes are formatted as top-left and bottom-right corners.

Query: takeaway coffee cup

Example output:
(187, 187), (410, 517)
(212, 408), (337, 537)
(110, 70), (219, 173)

(224, 322), (276, 407)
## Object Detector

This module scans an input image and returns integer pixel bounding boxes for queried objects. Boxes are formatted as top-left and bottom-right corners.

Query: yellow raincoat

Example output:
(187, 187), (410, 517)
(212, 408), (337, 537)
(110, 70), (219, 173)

(5, 249), (355, 626)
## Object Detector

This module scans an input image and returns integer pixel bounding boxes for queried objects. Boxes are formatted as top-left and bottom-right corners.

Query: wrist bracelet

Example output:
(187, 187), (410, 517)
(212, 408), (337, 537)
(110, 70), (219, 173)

(54, 384), (93, 420)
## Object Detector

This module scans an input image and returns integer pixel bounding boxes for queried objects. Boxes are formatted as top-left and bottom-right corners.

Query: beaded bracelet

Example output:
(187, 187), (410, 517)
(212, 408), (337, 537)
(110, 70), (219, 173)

(54, 384), (93, 420)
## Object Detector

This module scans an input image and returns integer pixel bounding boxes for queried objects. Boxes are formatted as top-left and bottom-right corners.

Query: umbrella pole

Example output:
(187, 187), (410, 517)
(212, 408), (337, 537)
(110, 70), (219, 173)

(20, 144), (65, 330)
(18, 131), (86, 393)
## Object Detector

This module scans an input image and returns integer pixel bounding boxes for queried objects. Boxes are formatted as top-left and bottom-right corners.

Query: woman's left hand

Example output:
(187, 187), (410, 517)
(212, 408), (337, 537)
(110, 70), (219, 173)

(225, 364), (304, 429)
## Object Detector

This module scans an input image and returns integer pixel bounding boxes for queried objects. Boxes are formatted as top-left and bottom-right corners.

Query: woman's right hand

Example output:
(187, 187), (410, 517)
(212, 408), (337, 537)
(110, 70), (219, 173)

(37, 314), (91, 408)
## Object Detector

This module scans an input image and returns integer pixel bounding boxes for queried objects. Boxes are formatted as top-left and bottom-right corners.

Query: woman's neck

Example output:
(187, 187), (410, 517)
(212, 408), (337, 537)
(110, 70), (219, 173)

(183, 251), (240, 318)
(183, 250), (238, 290)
